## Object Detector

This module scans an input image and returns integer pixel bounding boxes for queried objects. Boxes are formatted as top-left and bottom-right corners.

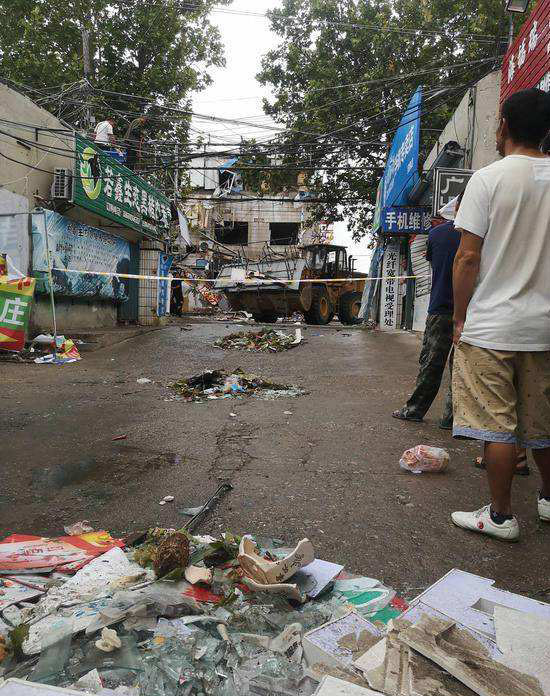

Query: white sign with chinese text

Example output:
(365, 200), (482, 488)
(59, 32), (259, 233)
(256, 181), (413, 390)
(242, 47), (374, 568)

(379, 241), (401, 332)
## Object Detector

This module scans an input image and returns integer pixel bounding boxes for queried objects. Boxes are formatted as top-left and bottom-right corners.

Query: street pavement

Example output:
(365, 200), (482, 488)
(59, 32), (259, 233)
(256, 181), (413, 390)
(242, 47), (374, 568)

(1, 319), (549, 601)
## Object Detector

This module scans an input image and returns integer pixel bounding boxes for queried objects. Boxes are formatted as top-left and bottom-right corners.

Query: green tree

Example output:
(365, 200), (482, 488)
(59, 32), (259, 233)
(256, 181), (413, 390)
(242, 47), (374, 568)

(257, 0), (519, 239)
(0, 0), (231, 132)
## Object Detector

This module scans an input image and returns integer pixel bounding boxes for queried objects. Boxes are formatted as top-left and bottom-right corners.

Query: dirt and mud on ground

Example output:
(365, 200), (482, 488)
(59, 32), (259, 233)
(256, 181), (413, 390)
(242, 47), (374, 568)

(1, 318), (549, 601)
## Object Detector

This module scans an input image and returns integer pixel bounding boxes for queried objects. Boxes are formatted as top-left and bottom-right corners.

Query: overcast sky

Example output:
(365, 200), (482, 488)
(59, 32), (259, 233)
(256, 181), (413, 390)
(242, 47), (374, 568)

(191, 0), (372, 271)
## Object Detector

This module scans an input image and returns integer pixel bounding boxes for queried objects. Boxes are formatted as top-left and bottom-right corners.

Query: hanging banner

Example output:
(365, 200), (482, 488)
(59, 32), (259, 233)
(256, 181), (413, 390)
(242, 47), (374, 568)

(73, 135), (172, 237)
(501, 0), (550, 105)
(31, 210), (131, 301)
(157, 253), (174, 317)
(382, 87), (422, 209)
(0, 275), (36, 351)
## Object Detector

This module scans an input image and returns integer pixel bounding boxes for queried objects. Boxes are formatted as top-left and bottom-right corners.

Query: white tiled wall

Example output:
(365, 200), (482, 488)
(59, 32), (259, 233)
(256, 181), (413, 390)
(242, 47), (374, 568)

(138, 241), (163, 325)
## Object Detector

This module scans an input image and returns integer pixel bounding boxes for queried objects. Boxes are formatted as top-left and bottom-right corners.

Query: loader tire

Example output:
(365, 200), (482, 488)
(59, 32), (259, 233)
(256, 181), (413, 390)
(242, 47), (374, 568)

(339, 292), (362, 325)
(304, 287), (333, 325)
(252, 312), (278, 324)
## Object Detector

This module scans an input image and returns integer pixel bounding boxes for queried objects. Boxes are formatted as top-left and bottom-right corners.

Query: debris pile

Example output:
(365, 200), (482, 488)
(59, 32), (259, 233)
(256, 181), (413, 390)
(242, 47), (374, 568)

(170, 369), (305, 402)
(0, 523), (402, 696)
(0, 522), (548, 696)
(215, 329), (302, 353)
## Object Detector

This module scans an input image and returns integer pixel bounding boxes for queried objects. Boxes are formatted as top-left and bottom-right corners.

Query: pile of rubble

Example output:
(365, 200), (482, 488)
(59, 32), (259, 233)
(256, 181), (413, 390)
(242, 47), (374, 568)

(215, 329), (302, 353)
(0, 521), (548, 696)
(170, 369), (305, 402)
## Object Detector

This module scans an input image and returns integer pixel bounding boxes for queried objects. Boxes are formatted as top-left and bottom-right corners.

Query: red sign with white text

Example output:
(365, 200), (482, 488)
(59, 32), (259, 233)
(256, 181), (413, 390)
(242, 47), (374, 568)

(500, 0), (550, 105)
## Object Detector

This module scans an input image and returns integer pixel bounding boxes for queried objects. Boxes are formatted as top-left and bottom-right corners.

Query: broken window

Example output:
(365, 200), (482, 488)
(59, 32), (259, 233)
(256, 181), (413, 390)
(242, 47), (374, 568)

(269, 222), (300, 245)
(214, 221), (248, 245)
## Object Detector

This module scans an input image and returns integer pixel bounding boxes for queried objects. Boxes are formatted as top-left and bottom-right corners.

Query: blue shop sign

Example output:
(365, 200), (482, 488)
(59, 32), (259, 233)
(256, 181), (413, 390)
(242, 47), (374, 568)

(382, 87), (422, 208)
(382, 206), (431, 234)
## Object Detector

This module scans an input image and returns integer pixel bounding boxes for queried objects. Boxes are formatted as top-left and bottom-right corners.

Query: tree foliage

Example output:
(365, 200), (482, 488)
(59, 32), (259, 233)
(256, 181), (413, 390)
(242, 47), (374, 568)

(0, 0), (231, 132)
(257, 0), (520, 239)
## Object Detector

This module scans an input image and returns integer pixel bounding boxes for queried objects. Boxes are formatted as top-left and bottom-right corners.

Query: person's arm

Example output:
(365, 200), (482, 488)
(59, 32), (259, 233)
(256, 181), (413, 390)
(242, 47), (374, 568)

(452, 230), (483, 345)
(108, 124), (116, 144)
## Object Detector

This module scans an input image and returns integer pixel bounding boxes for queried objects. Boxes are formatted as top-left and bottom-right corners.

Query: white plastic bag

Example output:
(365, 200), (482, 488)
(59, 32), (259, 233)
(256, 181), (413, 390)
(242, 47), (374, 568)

(399, 445), (449, 474)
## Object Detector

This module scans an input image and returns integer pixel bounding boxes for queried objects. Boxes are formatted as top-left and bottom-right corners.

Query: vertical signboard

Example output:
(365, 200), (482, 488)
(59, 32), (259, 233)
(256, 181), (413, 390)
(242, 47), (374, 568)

(379, 240), (401, 331)
(382, 87), (422, 208)
(501, 0), (550, 104)
(157, 253), (173, 317)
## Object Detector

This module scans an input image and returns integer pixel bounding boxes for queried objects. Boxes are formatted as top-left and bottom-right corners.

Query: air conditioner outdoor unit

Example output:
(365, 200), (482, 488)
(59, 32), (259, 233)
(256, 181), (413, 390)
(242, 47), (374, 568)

(51, 168), (73, 200)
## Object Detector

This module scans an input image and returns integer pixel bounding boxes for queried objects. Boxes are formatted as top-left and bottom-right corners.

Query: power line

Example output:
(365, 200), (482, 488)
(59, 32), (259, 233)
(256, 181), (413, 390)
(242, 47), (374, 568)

(115, 0), (505, 43)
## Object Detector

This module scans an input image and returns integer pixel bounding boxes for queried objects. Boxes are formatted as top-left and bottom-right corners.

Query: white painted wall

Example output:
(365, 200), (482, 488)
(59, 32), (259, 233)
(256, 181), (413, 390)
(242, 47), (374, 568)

(423, 70), (501, 173)
(0, 189), (29, 274)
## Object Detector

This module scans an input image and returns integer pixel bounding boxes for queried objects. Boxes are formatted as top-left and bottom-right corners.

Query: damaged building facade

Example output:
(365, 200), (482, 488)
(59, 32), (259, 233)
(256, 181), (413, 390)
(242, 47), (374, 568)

(186, 151), (331, 263)
(0, 82), (174, 332)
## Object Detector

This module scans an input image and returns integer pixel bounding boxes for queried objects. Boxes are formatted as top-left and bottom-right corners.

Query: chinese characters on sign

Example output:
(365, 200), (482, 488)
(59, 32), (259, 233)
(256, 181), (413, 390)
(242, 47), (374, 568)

(31, 210), (131, 301)
(379, 241), (401, 332)
(501, 1), (550, 104)
(432, 168), (473, 215)
(382, 87), (422, 208)
(0, 275), (36, 351)
(382, 207), (431, 234)
(73, 136), (172, 238)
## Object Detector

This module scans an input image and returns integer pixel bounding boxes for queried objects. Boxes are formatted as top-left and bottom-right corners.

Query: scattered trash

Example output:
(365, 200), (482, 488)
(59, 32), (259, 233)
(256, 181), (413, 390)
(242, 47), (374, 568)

(63, 521), (94, 536)
(215, 328), (303, 352)
(112, 434), (127, 441)
(160, 496), (174, 503)
(180, 483), (233, 533)
(170, 368), (305, 403)
(229, 412), (237, 418)
(0, 531), (124, 574)
(2, 514), (546, 696)
(399, 445), (449, 474)
(95, 627), (121, 652)
(284, 411), (293, 415)
(136, 378), (152, 384)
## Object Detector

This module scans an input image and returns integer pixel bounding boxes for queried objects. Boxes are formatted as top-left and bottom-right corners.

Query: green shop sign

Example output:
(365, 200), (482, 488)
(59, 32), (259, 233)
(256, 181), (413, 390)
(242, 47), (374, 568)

(73, 135), (171, 237)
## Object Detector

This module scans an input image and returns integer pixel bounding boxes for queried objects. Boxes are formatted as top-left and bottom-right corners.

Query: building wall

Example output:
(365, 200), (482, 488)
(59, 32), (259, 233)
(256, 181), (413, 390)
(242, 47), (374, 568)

(413, 70), (501, 333)
(423, 70), (501, 173)
(0, 83), (160, 331)
(32, 296), (117, 333)
(191, 193), (318, 260)
(138, 239), (165, 326)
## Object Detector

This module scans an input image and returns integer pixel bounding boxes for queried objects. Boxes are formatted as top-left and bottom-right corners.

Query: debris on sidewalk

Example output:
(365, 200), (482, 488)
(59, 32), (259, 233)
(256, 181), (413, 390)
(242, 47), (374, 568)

(170, 368), (305, 402)
(215, 328), (303, 353)
(399, 445), (449, 474)
(63, 521), (94, 536)
(33, 338), (82, 364)
(0, 532), (124, 574)
(0, 524), (547, 696)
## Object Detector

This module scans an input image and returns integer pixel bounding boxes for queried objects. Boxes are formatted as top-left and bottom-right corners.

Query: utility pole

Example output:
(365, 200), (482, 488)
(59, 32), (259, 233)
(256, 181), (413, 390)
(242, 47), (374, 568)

(81, 22), (93, 133)
(82, 28), (91, 79)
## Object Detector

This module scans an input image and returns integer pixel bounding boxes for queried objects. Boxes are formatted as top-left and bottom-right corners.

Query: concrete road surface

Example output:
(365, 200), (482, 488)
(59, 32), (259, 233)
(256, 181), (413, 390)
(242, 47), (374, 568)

(1, 320), (548, 601)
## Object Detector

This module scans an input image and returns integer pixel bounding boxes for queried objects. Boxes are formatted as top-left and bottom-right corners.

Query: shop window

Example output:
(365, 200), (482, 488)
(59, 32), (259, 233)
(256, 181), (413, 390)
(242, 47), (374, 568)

(214, 221), (248, 245)
(269, 222), (300, 245)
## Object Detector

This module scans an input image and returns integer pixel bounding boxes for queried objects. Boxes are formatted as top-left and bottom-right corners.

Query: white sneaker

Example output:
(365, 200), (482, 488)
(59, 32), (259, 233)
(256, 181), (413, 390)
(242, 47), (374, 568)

(538, 495), (550, 522)
(451, 504), (519, 541)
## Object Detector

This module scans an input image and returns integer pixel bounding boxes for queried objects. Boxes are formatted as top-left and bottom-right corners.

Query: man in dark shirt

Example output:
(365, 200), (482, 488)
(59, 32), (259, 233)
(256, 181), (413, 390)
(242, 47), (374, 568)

(392, 194), (462, 428)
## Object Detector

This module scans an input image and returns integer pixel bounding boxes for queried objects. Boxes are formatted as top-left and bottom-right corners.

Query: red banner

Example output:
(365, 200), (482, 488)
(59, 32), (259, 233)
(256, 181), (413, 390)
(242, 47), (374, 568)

(500, 0), (550, 105)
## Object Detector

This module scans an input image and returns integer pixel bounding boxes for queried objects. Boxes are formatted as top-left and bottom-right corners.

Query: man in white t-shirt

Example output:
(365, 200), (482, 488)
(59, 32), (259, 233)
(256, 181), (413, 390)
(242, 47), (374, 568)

(93, 117), (116, 148)
(450, 88), (550, 542)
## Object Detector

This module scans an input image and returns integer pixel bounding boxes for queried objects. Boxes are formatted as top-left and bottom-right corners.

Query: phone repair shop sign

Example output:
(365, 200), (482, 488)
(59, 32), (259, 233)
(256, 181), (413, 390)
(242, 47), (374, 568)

(432, 168), (473, 215)
(73, 135), (172, 238)
(382, 206), (432, 234)
(501, 0), (550, 105)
